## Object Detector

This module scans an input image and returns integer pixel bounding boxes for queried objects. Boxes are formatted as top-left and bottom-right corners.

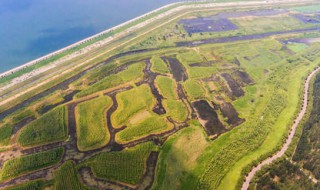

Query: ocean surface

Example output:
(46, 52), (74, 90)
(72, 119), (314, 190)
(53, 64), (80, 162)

(0, 0), (181, 73)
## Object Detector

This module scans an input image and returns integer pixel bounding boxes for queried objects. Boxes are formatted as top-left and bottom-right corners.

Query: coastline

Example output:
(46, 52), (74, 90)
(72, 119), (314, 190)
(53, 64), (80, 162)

(0, 2), (182, 79)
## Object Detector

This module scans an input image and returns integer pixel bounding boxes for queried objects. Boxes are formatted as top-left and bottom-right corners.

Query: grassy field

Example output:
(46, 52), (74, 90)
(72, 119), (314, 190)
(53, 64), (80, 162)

(163, 99), (188, 122)
(291, 4), (320, 13)
(0, 124), (13, 146)
(76, 96), (113, 151)
(79, 142), (156, 185)
(287, 42), (309, 53)
(75, 62), (145, 98)
(152, 121), (209, 190)
(116, 116), (173, 144)
(230, 15), (306, 34)
(111, 84), (156, 128)
(54, 161), (91, 190)
(17, 106), (68, 147)
(183, 79), (206, 100)
(151, 56), (170, 74)
(155, 76), (177, 99)
(4, 179), (45, 190)
(0, 148), (63, 181)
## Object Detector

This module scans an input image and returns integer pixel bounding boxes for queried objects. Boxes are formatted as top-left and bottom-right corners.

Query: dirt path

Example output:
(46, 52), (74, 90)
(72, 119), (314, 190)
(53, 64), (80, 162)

(241, 66), (320, 190)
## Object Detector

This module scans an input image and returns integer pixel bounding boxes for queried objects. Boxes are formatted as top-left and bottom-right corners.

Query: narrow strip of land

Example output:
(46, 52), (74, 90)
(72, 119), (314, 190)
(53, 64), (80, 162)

(241, 66), (320, 190)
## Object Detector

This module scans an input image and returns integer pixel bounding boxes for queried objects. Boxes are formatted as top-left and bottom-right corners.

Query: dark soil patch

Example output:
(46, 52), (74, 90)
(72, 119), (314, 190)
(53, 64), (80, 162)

(176, 27), (320, 47)
(221, 73), (244, 98)
(232, 70), (255, 87)
(219, 102), (245, 127)
(292, 14), (320, 24)
(161, 57), (188, 82)
(179, 18), (237, 34)
(192, 100), (226, 138)
(189, 61), (215, 67)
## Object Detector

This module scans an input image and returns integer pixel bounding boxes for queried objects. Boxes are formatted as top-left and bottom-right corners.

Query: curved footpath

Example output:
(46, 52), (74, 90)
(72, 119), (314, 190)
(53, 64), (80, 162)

(242, 66), (320, 190)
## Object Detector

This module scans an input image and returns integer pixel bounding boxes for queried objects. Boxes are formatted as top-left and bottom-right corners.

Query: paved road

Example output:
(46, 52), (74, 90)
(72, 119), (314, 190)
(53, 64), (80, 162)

(241, 66), (320, 190)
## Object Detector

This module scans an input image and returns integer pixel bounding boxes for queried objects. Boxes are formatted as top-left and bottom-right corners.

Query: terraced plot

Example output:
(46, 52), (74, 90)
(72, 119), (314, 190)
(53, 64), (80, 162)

(17, 106), (68, 147)
(76, 96), (113, 151)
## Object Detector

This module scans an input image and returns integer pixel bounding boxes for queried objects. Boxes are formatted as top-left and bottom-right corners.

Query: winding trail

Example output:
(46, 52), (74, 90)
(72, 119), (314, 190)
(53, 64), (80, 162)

(241, 66), (320, 190)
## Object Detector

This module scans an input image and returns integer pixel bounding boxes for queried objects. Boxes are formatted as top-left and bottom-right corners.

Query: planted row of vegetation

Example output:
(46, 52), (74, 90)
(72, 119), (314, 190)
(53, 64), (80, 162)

(0, 148), (64, 181)
(76, 96), (113, 151)
(17, 106), (68, 147)
(80, 142), (156, 185)
(111, 84), (155, 128)
(75, 62), (145, 98)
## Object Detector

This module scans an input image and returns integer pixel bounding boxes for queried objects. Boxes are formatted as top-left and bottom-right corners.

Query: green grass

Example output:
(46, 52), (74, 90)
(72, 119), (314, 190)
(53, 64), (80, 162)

(117, 62), (145, 81)
(230, 15), (306, 34)
(4, 179), (45, 190)
(151, 56), (170, 74)
(111, 84), (156, 128)
(163, 99), (188, 122)
(177, 51), (203, 65)
(116, 116), (173, 144)
(0, 124), (13, 146)
(183, 80), (206, 100)
(10, 109), (35, 125)
(287, 42), (308, 53)
(291, 4), (320, 13)
(152, 122), (210, 190)
(17, 106), (68, 147)
(76, 62), (144, 98)
(76, 96), (112, 151)
(54, 161), (91, 190)
(0, 148), (63, 181)
(80, 142), (156, 185)
(155, 76), (177, 99)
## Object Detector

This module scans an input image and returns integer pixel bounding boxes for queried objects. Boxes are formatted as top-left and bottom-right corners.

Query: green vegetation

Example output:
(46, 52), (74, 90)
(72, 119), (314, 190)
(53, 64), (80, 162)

(183, 80), (206, 100)
(116, 116), (173, 143)
(177, 51), (203, 65)
(152, 122), (209, 190)
(111, 84), (155, 128)
(10, 109), (35, 125)
(230, 15), (304, 33)
(287, 42), (308, 53)
(5, 180), (45, 190)
(76, 62), (144, 98)
(151, 56), (170, 74)
(17, 106), (68, 147)
(291, 4), (320, 13)
(155, 76), (177, 99)
(0, 124), (13, 146)
(80, 142), (156, 185)
(54, 161), (91, 190)
(0, 148), (63, 181)
(76, 96), (112, 151)
(253, 159), (319, 190)
(163, 99), (188, 122)
(3, 2), (320, 189)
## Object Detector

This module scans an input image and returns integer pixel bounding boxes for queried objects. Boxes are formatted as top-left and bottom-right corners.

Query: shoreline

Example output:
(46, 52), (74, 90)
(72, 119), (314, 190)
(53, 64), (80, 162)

(0, 2), (182, 79)
(1, 0), (310, 80)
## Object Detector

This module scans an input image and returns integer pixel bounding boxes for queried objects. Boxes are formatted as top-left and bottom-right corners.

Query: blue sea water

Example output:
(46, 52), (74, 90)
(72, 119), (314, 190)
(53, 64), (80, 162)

(0, 0), (180, 73)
